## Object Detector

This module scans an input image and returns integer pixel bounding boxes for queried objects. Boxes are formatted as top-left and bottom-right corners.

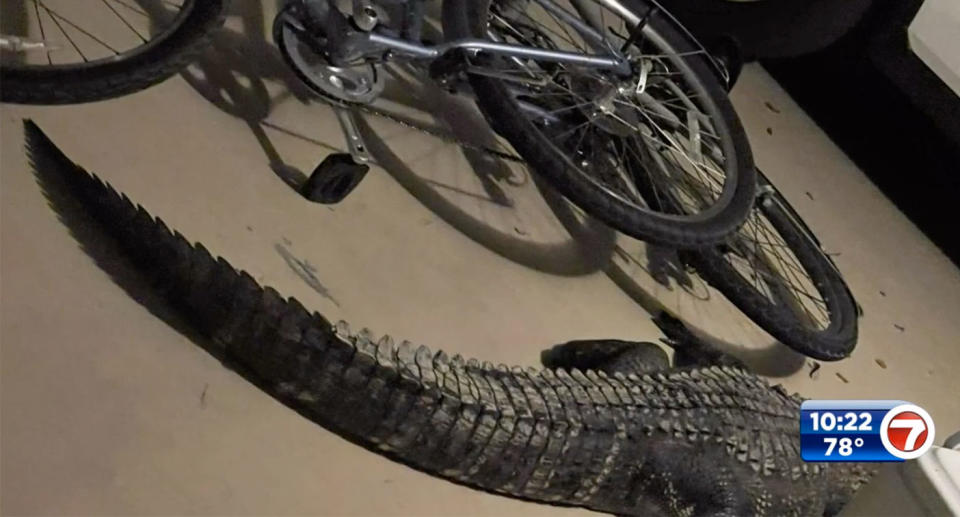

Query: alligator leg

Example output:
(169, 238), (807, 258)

(653, 312), (748, 370)
(541, 311), (750, 377)
(540, 339), (669, 376)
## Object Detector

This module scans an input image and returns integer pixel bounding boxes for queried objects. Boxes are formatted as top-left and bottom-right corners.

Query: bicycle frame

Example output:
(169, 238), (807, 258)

(296, 0), (640, 75)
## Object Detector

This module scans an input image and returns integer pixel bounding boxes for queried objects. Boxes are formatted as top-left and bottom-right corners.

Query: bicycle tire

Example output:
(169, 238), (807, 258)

(1, 0), (225, 105)
(442, 0), (756, 248)
(683, 172), (859, 360)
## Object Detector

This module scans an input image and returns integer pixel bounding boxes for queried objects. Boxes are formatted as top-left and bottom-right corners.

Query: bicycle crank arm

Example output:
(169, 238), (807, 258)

(334, 107), (371, 164)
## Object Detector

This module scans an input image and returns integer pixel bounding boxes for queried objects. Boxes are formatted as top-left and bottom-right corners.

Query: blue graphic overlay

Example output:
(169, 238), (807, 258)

(801, 400), (908, 462)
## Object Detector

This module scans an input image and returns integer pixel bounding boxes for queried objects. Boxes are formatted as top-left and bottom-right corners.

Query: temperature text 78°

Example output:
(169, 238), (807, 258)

(823, 437), (865, 456)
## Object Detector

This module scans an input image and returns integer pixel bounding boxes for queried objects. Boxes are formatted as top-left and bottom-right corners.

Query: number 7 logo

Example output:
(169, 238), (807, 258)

(889, 418), (926, 451)
(880, 404), (936, 460)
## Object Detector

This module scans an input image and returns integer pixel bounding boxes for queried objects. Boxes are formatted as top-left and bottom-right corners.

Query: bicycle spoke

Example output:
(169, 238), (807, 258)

(479, 0), (742, 227)
(553, 118), (595, 140)
(491, 13), (538, 48)
(642, 50), (710, 59)
(570, 124), (591, 154)
(47, 3), (134, 56)
(597, 3), (617, 55)
(32, 0), (52, 65)
(542, 5), (587, 53)
(755, 225), (824, 302)
(543, 99), (595, 116)
(7, 0), (189, 68)
(41, 4), (94, 61)
(109, 0), (149, 17)
(613, 97), (723, 145)
(729, 216), (832, 325)
(101, 0), (147, 43)
(631, 108), (726, 196)
(624, 136), (667, 210)
(510, 7), (585, 52)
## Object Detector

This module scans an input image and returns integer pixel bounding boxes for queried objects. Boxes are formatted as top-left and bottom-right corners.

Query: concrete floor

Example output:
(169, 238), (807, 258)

(3, 2), (960, 515)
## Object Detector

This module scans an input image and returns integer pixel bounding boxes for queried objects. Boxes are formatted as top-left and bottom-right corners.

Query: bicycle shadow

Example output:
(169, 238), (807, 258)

(530, 166), (807, 377)
(177, 0), (616, 276)
(350, 70), (806, 377)
(175, 0), (805, 377)
(176, 0), (324, 188)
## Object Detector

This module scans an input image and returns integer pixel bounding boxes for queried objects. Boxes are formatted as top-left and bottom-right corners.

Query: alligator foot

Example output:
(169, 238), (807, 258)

(653, 312), (748, 370)
(540, 339), (669, 376)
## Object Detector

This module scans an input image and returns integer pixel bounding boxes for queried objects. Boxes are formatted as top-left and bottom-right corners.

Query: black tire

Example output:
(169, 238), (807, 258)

(1, 0), (225, 105)
(683, 172), (859, 361)
(442, 0), (756, 248)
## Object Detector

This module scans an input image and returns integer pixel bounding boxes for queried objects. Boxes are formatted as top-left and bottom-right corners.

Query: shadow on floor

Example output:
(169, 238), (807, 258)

(173, 0), (805, 377)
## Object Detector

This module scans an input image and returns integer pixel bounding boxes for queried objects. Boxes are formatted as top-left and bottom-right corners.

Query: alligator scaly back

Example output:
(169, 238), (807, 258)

(25, 120), (872, 516)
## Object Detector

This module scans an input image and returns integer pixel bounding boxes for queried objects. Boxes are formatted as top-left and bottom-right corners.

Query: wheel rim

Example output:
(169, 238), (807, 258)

(709, 190), (843, 334)
(478, 0), (739, 222)
(1, 0), (195, 70)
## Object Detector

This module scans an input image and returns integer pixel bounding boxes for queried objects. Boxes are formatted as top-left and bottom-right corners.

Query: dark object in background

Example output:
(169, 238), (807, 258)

(655, 0), (874, 59)
(659, 0), (960, 264)
(764, 0), (960, 265)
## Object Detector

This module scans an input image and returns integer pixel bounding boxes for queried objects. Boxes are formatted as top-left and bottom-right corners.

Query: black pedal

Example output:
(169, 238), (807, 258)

(300, 153), (370, 204)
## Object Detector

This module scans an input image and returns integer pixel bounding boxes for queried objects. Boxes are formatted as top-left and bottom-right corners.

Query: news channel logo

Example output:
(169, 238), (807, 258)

(800, 400), (936, 462)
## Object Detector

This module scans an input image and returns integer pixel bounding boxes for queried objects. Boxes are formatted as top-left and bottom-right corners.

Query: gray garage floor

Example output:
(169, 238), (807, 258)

(3, 2), (960, 515)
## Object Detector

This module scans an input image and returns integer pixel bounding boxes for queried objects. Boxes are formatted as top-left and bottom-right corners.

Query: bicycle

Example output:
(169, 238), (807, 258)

(2, 0), (755, 248)
(1, 0), (858, 359)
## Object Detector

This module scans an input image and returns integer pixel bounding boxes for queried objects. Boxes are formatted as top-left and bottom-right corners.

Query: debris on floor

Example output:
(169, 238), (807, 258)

(275, 243), (341, 307)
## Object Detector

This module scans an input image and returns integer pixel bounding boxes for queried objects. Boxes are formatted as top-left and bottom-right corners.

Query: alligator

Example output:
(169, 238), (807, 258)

(26, 120), (873, 516)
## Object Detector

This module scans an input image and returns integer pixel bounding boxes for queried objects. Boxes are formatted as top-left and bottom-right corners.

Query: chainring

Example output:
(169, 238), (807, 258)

(273, 2), (385, 106)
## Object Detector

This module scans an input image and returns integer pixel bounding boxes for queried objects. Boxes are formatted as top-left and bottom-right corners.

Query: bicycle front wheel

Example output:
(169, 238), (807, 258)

(442, 0), (756, 247)
(683, 172), (859, 360)
(1, 0), (225, 104)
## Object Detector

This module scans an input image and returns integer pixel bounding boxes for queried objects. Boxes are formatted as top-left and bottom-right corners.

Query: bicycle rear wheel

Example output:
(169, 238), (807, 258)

(683, 172), (859, 360)
(1, 0), (225, 104)
(442, 0), (756, 247)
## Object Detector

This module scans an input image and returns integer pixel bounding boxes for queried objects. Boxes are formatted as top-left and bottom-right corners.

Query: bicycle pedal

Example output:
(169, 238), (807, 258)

(300, 153), (370, 204)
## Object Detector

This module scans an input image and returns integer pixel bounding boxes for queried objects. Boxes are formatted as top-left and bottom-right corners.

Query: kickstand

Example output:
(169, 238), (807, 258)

(300, 106), (372, 204)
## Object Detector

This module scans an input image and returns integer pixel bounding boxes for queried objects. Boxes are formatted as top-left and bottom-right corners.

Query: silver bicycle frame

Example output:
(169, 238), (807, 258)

(346, 0), (641, 75)
(367, 34), (626, 70)
(306, 0), (723, 81)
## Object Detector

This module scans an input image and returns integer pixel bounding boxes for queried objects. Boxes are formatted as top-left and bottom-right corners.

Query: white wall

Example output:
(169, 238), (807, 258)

(909, 0), (960, 97)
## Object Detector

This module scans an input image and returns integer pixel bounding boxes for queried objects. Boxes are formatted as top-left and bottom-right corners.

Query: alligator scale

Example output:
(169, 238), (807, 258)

(26, 121), (873, 516)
